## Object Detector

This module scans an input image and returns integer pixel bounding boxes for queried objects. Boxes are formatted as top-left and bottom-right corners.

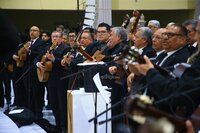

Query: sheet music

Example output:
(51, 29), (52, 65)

(77, 61), (105, 66)
(93, 73), (111, 104)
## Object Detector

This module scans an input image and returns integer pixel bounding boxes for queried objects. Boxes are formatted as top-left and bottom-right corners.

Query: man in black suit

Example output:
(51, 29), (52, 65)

(128, 20), (200, 118)
(37, 31), (70, 133)
(156, 24), (190, 68)
(128, 24), (189, 94)
(16, 26), (46, 120)
(182, 19), (198, 55)
(133, 27), (156, 58)
(61, 30), (84, 90)
(104, 27), (129, 133)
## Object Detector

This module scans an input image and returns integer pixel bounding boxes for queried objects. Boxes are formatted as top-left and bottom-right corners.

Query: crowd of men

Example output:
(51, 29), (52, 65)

(0, 10), (200, 133)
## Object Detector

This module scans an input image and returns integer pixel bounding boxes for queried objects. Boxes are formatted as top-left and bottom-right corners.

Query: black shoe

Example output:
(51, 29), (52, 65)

(35, 118), (57, 133)
(45, 105), (52, 110)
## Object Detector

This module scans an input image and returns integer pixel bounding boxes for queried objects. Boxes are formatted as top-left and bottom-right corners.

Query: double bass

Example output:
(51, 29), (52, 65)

(37, 43), (57, 82)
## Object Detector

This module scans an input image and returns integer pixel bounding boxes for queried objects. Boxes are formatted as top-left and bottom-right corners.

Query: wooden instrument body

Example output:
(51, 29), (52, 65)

(92, 50), (106, 62)
(76, 46), (93, 61)
(37, 44), (57, 82)
(126, 95), (186, 132)
(16, 42), (30, 67)
(37, 55), (52, 82)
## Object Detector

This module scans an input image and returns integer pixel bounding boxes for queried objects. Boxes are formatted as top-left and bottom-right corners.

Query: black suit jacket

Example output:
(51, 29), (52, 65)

(146, 55), (200, 116)
(142, 44), (156, 58)
(24, 38), (45, 76)
(48, 44), (70, 87)
(160, 47), (190, 68)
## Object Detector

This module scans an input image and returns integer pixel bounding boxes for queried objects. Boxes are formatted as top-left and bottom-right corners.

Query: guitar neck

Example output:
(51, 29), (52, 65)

(126, 95), (186, 132)
(77, 47), (93, 61)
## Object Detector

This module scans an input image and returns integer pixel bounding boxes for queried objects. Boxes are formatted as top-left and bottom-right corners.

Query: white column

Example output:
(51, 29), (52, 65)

(96, 0), (112, 27)
(195, 0), (200, 19)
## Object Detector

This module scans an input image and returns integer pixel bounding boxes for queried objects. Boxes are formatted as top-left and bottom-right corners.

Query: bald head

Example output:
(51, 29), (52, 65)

(152, 28), (167, 52)
(29, 26), (40, 40)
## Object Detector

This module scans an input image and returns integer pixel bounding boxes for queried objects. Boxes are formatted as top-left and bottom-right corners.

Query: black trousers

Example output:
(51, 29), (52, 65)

(23, 72), (45, 119)
(48, 79), (68, 131)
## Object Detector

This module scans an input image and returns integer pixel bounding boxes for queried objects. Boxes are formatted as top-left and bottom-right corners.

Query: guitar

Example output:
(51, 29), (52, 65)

(92, 42), (109, 62)
(16, 41), (30, 67)
(123, 46), (170, 76)
(37, 44), (58, 82)
(126, 94), (200, 132)
(121, 14), (130, 29)
(75, 45), (94, 61)
(130, 10), (141, 34)
(125, 95), (186, 132)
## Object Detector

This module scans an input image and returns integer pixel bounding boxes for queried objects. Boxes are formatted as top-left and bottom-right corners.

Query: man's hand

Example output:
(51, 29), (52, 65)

(128, 63), (141, 76)
(137, 55), (154, 75)
(186, 120), (195, 133)
(46, 52), (55, 62)
(109, 66), (117, 75)
(127, 73), (135, 92)
(12, 54), (19, 61)
(61, 55), (73, 66)
(37, 62), (45, 71)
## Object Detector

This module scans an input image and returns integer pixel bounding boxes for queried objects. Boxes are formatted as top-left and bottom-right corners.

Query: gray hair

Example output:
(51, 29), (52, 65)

(148, 20), (160, 28)
(138, 27), (153, 44)
(112, 27), (128, 42)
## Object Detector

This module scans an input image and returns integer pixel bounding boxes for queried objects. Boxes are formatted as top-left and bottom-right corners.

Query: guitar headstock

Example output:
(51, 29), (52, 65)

(121, 14), (130, 29)
(125, 94), (186, 132)
(122, 46), (145, 65)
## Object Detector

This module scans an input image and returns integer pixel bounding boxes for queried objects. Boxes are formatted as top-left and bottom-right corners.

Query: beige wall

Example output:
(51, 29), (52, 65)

(0, 0), (195, 10)
(0, 0), (196, 32)
(112, 0), (195, 10)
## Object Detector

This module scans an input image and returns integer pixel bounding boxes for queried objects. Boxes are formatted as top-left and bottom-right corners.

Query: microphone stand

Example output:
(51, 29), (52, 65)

(88, 96), (127, 123)
(99, 112), (126, 125)
(14, 64), (33, 85)
(94, 89), (97, 133)
(105, 103), (108, 133)
(88, 86), (147, 123)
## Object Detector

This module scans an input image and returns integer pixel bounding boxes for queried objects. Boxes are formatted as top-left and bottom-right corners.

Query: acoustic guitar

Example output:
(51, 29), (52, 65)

(126, 94), (200, 132)
(92, 44), (108, 62)
(74, 44), (94, 61)
(16, 41), (30, 67)
(125, 95), (186, 132)
(37, 44), (57, 82)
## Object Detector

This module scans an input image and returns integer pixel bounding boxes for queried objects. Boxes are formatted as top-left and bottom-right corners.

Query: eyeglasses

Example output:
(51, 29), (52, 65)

(51, 35), (61, 38)
(152, 35), (163, 40)
(187, 30), (194, 34)
(69, 35), (76, 38)
(30, 29), (39, 32)
(97, 31), (108, 34)
(162, 32), (183, 38)
(148, 25), (157, 29)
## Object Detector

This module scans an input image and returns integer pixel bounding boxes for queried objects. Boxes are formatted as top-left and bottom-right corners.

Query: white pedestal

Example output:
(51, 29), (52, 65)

(68, 90), (111, 133)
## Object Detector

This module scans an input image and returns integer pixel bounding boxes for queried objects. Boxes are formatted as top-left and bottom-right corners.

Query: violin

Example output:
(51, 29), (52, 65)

(37, 43), (57, 82)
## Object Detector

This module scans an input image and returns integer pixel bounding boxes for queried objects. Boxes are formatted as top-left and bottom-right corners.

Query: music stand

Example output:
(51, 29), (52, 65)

(78, 62), (111, 133)
(92, 73), (111, 133)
